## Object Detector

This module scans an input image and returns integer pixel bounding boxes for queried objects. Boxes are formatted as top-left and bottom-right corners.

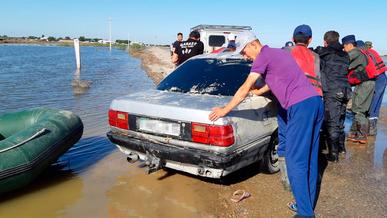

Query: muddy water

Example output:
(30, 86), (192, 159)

(0, 45), (218, 217)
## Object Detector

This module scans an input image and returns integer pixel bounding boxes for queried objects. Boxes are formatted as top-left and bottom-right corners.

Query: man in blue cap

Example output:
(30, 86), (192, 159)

(342, 35), (375, 143)
(276, 24), (323, 215)
(285, 24), (322, 96)
(356, 40), (366, 49)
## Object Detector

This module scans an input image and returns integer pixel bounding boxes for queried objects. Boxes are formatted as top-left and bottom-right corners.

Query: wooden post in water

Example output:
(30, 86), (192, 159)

(71, 38), (90, 94)
(73, 39), (81, 69)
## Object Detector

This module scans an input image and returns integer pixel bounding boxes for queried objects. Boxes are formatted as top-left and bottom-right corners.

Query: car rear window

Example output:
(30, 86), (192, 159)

(208, 35), (226, 47)
(157, 58), (252, 96)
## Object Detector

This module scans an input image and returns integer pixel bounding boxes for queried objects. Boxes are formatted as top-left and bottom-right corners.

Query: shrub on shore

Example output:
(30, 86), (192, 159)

(130, 43), (145, 51)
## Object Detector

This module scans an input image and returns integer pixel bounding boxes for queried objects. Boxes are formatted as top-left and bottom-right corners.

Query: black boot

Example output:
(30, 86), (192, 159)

(327, 144), (339, 162)
(338, 146), (346, 154)
(327, 152), (339, 162)
(338, 132), (346, 154)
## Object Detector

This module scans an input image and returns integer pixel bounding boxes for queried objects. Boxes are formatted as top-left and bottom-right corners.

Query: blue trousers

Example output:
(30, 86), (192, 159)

(278, 96), (324, 216)
(369, 73), (386, 119)
(277, 106), (287, 158)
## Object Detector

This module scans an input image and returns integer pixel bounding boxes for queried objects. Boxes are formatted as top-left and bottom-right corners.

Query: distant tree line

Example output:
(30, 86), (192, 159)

(115, 39), (131, 44)
(78, 36), (103, 42)
(1, 35), (134, 44)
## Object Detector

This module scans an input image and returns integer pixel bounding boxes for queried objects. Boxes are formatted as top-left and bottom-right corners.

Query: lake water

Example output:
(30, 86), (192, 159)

(0, 44), (154, 172)
(0, 45), (220, 218)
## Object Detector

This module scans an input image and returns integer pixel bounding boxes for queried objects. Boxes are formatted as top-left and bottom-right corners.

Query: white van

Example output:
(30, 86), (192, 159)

(191, 24), (254, 54)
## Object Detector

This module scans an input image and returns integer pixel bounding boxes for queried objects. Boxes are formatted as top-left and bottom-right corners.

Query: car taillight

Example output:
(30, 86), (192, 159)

(108, 109), (129, 130)
(191, 123), (234, 147)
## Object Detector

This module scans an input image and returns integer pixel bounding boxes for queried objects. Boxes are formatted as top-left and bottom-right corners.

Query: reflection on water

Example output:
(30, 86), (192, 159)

(56, 136), (116, 173)
(71, 69), (91, 95)
(373, 126), (387, 170)
(344, 114), (386, 172)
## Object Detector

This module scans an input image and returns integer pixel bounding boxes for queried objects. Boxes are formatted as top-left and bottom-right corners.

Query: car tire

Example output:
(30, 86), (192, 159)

(260, 131), (279, 174)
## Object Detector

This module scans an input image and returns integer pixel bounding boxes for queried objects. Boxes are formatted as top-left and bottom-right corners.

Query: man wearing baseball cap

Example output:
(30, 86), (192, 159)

(342, 35), (375, 143)
(209, 36), (323, 218)
(172, 30), (204, 66)
(365, 41), (373, 48)
(285, 25), (322, 96)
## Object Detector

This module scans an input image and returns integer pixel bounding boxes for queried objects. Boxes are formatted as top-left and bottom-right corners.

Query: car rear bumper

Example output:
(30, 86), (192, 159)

(107, 131), (270, 178)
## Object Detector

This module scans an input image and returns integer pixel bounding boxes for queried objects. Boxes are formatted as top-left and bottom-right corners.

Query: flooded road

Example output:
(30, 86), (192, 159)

(0, 45), (386, 217)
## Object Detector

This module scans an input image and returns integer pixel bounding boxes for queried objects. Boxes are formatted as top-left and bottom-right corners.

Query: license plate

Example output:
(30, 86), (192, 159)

(138, 118), (181, 136)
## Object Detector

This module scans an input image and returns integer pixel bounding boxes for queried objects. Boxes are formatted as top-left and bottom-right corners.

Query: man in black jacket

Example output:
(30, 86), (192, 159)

(170, 32), (183, 56)
(172, 30), (204, 66)
(315, 31), (351, 162)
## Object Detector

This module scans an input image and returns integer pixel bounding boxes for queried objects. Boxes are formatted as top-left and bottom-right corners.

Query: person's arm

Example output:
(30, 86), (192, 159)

(198, 41), (204, 54)
(250, 84), (270, 96)
(171, 52), (179, 64)
(172, 43), (182, 64)
(209, 73), (261, 121)
(349, 50), (367, 73)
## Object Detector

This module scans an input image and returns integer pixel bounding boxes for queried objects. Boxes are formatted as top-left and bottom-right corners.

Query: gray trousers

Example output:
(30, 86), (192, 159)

(351, 80), (375, 126)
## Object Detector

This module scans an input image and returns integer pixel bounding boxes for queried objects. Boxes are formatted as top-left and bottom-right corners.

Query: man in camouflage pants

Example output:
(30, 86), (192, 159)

(342, 35), (375, 144)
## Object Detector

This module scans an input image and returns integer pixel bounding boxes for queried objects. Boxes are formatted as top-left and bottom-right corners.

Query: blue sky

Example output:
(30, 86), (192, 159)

(1, 0), (387, 54)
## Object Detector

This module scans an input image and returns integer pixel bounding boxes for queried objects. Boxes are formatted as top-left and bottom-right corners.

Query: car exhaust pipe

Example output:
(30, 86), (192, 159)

(127, 153), (139, 163)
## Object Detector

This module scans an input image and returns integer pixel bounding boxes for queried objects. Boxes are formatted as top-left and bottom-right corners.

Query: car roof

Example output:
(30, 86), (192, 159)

(191, 51), (245, 61)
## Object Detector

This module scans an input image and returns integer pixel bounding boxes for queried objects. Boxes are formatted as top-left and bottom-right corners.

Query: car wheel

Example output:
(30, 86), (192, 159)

(260, 132), (279, 174)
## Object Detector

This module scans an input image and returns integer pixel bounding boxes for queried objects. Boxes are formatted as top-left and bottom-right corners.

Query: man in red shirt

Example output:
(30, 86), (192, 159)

(365, 41), (386, 135)
(285, 24), (323, 96)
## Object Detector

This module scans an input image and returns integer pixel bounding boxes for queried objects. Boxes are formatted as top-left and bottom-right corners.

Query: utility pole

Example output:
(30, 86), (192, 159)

(128, 33), (130, 51)
(108, 17), (112, 51)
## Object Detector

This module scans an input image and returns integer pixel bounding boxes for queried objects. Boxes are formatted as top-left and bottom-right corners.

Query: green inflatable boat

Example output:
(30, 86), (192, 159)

(0, 108), (83, 194)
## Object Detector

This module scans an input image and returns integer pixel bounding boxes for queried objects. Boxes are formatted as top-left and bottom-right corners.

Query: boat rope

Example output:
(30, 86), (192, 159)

(0, 128), (47, 153)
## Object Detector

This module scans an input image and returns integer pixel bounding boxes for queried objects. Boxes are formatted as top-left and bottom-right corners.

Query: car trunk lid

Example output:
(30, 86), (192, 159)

(110, 90), (232, 125)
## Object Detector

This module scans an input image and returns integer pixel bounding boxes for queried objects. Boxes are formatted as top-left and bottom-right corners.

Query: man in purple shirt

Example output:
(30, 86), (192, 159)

(209, 35), (323, 218)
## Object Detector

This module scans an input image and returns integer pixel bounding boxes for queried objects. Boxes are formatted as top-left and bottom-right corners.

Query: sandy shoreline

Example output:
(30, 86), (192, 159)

(130, 46), (174, 85)
(129, 46), (386, 217)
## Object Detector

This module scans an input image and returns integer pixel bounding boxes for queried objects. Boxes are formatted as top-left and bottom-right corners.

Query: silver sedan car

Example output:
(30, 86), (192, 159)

(107, 54), (279, 179)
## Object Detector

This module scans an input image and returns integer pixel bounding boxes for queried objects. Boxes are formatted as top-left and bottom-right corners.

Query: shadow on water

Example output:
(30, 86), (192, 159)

(55, 136), (117, 174)
(0, 167), (76, 202)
